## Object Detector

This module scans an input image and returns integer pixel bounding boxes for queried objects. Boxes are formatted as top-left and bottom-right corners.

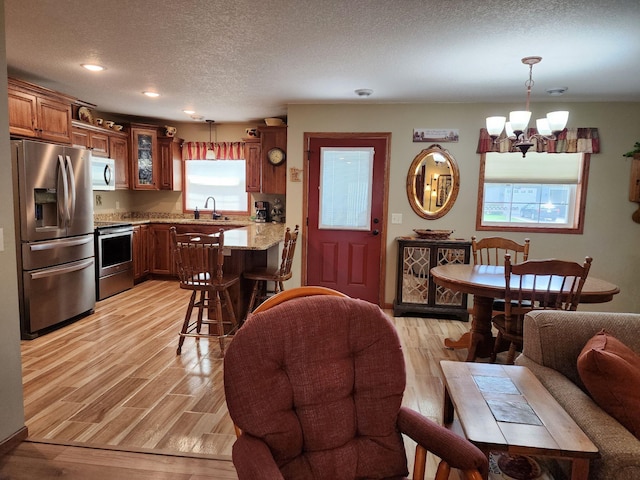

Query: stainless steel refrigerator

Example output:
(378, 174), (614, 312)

(12, 140), (96, 338)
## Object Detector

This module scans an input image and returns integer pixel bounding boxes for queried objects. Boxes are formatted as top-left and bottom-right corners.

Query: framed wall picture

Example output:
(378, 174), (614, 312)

(436, 174), (452, 207)
(413, 128), (459, 143)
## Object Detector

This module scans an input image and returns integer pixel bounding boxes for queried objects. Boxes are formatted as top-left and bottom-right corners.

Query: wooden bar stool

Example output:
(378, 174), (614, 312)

(170, 227), (240, 356)
(244, 225), (299, 313)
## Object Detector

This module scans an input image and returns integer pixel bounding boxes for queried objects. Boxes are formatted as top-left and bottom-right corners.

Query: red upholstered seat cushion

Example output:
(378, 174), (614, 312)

(577, 329), (640, 439)
(224, 295), (408, 479)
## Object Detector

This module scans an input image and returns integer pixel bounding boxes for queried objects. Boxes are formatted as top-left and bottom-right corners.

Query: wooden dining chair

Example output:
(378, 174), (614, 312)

(243, 225), (299, 313)
(471, 235), (531, 313)
(170, 227), (240, 356)
(491, 253), (592, 364)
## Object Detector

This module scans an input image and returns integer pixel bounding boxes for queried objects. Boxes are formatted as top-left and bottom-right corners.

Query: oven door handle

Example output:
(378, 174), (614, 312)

(98, 227), (133, 236)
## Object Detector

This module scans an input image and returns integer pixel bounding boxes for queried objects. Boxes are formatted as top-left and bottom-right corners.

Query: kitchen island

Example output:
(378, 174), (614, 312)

(177, 221), (285, 251)
(96, 214), (287, 320)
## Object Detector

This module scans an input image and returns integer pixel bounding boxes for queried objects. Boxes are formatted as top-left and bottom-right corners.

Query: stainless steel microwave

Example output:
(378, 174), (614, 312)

(91, 156), (115, 191)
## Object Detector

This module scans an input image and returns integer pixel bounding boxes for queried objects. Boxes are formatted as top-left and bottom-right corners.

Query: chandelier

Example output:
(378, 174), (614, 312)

(486, 56), (568, 157)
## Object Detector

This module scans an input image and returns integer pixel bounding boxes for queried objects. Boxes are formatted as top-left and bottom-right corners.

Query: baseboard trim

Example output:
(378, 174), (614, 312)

(0, 426), (28, 456)
(25, 437), (232, 462)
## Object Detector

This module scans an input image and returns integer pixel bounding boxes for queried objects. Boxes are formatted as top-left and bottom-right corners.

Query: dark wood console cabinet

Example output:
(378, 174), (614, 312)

(393, 237), (471, 321)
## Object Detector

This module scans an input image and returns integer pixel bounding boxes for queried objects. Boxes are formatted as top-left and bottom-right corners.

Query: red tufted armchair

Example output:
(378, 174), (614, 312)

(223, 288), (488, 480)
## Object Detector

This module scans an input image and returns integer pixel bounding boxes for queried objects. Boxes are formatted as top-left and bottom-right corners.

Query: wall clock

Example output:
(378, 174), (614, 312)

(267, 147), (286, 166)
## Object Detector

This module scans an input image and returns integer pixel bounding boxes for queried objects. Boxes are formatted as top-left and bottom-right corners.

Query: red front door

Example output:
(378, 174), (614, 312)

(305, 134), (389, 304)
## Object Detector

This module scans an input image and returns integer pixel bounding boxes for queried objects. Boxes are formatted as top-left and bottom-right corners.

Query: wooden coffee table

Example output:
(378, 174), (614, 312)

(440, 361), (599, 480)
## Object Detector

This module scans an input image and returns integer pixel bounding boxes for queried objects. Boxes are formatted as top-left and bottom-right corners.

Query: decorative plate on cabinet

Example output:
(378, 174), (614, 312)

(413, 229), (453, 240)
(78, 107), (94, 124)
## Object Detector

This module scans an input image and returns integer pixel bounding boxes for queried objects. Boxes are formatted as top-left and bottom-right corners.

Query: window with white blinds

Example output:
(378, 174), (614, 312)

(318, 147), (374, 230)
(478, 152), (589, 233)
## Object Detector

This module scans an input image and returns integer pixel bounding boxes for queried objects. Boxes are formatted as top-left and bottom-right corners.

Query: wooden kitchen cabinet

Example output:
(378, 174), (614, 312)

(8, 77), (74, 144)
(158, 136), (183, 191)
(149, 224), (174, 275)
(71, 128), (90, 149)
(88, 132), (109, 156)
(72, 120), (130, 189)
(244, 138), (262, 192)
(71, 122), (109, 156)
(133, 224), (150, 282)
(393, 237), (471, 321)
(109, 135), (130, 189)
(131, 123), (159, 190)
(249, 126), (286, 194)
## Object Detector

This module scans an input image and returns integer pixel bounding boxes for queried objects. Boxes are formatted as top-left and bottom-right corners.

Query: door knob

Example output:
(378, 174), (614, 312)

(372, 229), (379, 236)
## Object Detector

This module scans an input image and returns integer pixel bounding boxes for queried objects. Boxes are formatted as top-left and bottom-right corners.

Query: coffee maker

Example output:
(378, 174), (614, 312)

(254, 201), (270, 223)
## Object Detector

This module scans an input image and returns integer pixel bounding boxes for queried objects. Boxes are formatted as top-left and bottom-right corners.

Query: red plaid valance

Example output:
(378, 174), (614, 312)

(477, 128), (600, 154)
(182, 141), (245, 160)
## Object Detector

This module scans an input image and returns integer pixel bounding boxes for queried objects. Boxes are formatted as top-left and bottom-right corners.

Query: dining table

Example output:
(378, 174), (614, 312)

(430, 264), (621, 361)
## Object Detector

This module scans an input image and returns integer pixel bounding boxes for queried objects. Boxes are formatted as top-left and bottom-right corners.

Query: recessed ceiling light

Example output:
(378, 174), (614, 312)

(183, 109), (195, 115)
(143, 91), (160, 98)
(81, 64), (105, 72)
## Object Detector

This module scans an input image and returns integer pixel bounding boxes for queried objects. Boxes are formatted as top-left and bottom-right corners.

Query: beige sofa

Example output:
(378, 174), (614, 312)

(515, 310), (640, 480)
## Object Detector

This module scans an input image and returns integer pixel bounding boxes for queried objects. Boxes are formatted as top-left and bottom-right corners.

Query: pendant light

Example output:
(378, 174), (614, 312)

(486, 56), (569, 157)
(205, 120), (216, 160)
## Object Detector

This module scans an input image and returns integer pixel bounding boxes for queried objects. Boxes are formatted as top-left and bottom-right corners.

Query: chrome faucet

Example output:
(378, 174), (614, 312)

(204, 196), (222, 219)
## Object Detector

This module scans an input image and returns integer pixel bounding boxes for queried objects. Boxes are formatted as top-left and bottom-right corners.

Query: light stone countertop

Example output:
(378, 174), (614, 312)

(139, 219), (285, 251)
(218, 223), (286, 250)
(94, 214), (288, 250)
(135, 218), (254, 227)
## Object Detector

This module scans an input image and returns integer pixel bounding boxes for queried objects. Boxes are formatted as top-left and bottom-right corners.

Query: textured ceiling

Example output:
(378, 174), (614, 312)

(5, 0), (640, 123)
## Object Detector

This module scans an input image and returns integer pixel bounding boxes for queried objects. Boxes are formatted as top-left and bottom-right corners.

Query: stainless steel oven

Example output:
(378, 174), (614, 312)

(94, 222), (134, 300)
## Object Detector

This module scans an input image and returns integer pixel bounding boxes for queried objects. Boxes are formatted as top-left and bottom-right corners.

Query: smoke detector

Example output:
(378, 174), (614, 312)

(546, 87), (568, 96)
(354, 88), (373, 97)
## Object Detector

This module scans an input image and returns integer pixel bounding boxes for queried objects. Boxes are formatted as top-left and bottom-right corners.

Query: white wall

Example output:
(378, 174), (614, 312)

(0, 0), (27, 444)
(286, 102), (640, 314)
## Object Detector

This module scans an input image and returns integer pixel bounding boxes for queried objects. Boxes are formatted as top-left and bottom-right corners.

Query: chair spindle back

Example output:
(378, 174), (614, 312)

(504, 253), (592, 322)
(472, 236), (530, 266)
(171, 228), (226, 289)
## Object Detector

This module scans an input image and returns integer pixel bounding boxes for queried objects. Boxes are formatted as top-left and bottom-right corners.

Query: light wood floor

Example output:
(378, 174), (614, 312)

(5, 279), (472, 479)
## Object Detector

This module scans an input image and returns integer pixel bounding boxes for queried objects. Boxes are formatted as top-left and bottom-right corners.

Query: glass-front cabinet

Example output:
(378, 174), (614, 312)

(393, 237), (471, 321)
(130, 124), (158, 190)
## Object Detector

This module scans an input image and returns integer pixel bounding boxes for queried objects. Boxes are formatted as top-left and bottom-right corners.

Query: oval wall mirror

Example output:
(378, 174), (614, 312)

(406, 144), (460, 219)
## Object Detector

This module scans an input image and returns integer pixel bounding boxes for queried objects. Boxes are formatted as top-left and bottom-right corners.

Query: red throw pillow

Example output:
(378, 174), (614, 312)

(577, 329), (640, 439)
